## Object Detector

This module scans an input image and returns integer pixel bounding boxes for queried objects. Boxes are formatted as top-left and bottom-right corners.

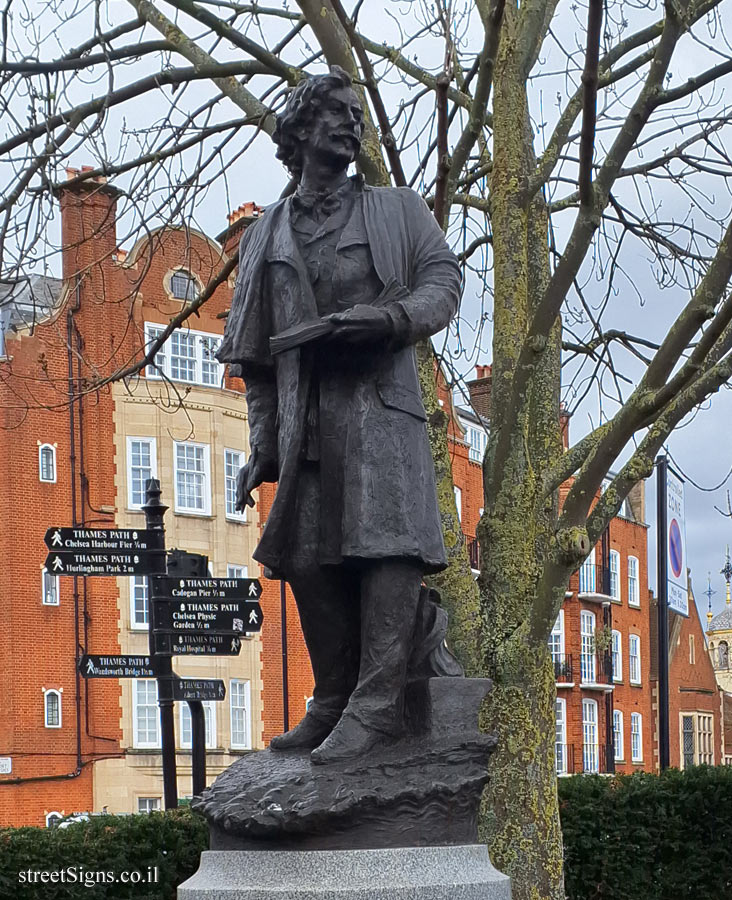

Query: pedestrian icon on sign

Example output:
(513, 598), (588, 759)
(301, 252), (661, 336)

(249, 610), (259, 625)
(51, 531), (62, 547)
(52, 556), (63, 572)
(248, 583), (258, 597)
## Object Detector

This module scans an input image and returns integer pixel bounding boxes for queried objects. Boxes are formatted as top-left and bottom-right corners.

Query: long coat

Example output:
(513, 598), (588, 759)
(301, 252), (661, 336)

(217, 184), (461, 577)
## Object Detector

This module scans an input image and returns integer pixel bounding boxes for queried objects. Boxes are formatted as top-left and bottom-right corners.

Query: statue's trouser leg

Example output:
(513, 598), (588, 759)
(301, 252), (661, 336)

(344, 560), (423, 736)
(282, 464), (360, 727)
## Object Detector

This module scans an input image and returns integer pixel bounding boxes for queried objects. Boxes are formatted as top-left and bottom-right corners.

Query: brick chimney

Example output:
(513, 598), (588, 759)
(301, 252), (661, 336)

(467, 364), (492, 419)
(57, 167), (121, 282)
(218, 202), (264, 257)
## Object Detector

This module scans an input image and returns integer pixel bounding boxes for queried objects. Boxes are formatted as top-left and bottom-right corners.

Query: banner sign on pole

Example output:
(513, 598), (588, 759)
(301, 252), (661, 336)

(666, 467), (688, 617)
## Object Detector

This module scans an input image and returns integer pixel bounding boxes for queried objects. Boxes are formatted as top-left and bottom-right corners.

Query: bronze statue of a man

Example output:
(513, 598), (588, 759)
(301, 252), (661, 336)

(217, 66), (461, 764)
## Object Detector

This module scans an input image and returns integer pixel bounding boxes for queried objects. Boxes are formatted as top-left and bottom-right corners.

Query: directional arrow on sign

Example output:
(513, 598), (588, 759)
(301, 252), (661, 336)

(152, 575), (261, 601)
(79, 654), (156, 678)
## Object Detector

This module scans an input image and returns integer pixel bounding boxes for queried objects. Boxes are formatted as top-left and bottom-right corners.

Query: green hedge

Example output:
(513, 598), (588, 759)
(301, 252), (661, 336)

(559, 765), (732, 900)
(0, 807), (207, 900)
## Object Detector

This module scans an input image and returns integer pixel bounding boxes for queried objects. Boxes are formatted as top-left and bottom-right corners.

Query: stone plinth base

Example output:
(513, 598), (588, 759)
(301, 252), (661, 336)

(177, 846), (511, 899)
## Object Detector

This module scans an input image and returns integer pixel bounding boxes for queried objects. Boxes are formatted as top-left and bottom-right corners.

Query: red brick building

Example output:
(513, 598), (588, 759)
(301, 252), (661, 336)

(0, 173), (288, 825)
(447, 366), (655, 776)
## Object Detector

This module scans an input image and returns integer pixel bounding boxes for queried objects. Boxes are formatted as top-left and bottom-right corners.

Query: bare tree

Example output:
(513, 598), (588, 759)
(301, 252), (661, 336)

(2, 1), (732, 897)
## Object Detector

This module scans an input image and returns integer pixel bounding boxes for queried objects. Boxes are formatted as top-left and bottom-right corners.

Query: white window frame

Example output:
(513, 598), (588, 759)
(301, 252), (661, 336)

(628, 556), (640, 607)
(42, 567), (60, 606)
(173, 441), (211, 516)
(555, 698), (568, 776)
(467, 425), (487, 463)
(629, 634), (641, 685)
(130, 575), (149, 630)
(227, 564), (248, 579)
(230, 679), (252, 750)
(631, 712), (643, 762)
(144, 322), (223, 388)
(609, 549), (621, 602)
(613, 709), (624, 761)
(45, 812), (63, 828)
(611, 629), (622, 682)
(224, 449), (246, 521)
(39, 443), (57, 483)
(696, 713), (714, 765)
(169, 269), (200, 302)
(127, 437), (158, 510)
(44, 689), (62, 728)
(582, 698), (599, 773)
(579, 547), (596, 593)
(454, 485), (462, 522)
(549, 609), (565, 664)
(133, 679), (160, 749)
(580, 610), (596, 683)
(179, 701), (216, 749)
(137, 797), (161, 813)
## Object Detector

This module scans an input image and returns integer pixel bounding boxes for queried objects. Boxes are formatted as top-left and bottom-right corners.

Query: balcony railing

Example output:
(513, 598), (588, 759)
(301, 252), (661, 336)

(577, 562), (614, 598)
(580, 651), (612, 686)
(553, 654), (574, 683)
(556, 743), (613, 775)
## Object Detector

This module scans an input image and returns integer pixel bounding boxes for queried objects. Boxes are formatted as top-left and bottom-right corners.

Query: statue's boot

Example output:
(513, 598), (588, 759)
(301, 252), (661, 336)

(311, 560), (422, 765)
(269, 710), (337, 750)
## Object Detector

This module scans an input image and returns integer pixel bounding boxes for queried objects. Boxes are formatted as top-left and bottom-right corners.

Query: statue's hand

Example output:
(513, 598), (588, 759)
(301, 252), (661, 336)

(326, 305), (393, 344)
(235, 447), (276, 511)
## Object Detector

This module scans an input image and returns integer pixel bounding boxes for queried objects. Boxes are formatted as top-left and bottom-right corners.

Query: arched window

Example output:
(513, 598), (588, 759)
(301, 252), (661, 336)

(45, 812), (63, 828)
(719, 641), (729, 669)
(44, 689), (62, 728)
(169, 269), (199, 301)
(39, 444), (56, 483)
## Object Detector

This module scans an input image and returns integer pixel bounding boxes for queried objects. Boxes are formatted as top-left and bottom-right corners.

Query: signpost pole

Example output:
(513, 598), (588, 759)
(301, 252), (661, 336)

(188, 701), (206, 796)
(142, 479), (178, 809)
(656, 455), (670, 771)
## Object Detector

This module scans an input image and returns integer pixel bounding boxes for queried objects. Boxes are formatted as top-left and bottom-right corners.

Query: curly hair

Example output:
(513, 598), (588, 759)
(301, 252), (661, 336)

(273, 66), (363, 179)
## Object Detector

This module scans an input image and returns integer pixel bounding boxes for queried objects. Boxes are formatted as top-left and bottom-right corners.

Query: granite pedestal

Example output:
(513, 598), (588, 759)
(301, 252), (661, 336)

(177, 845), (511, 898)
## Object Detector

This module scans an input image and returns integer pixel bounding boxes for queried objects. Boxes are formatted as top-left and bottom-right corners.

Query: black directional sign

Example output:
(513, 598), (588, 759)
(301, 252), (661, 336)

(45, 551), (165, 577)
(45, 528), (164, 552)
(79, 654), (156, 678)
(152, 599), (263, 634)
(152, 576), (261, 601)
(156, 632), (243, 656)
(170, 678), (226, 702)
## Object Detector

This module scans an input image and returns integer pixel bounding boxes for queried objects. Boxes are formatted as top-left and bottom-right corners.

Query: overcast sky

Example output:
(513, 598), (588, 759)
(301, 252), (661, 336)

(7, 1), (732, 622)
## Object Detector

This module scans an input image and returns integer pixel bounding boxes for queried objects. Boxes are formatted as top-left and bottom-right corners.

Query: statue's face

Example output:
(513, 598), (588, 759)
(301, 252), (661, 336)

(302, 85), (363, 170)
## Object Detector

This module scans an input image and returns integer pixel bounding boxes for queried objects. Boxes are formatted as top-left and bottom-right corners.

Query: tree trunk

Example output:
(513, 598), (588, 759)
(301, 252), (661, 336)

(479, 11), (567, 898)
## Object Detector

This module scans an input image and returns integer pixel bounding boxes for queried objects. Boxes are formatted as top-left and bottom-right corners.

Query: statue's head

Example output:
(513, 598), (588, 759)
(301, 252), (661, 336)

(273, 66), (364, 180)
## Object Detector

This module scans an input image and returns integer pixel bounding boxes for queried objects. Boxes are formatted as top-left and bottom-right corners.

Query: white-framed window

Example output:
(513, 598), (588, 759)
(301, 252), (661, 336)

(180, 702), (216, 749)
(224, 449), (246, 520)
(138, 797), (161, 813)
(467, 425), (487, 463)
(555, 698), (568, 775)
(127, 437), (157, 509)
(579, 547), (596, 593)
(609, 550), (620, 602)
(631, 712), (643, 762)
(133, 679), (160, 749)
(611, 630), (622, 682)
(629, 634), (641, 685)
(144, 323), (223, 388)
(681, 713), (715, 767)
(580, 610), (596, 683)
(230, 679), (252, 749)
(44, 689), (62, 728)
(582, 698), (599, 773)
(454, 485), (462, 522)
(42, 567), (59, 606)
(39, 444), (57, 483)
(170, 269), (199, 301)
(549, 610), (565, 664)
(227, 564), (248, 579)
(130, 576), (149, 629)
(174, 441), (211, 515)
(45, 812), (63, 828)
(613, 709), (624, 761)
(628, 556), (640, 607)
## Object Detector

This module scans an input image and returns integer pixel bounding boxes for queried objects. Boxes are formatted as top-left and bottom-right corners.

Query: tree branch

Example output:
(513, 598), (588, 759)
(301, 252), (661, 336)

(578, 0), (603, 208)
